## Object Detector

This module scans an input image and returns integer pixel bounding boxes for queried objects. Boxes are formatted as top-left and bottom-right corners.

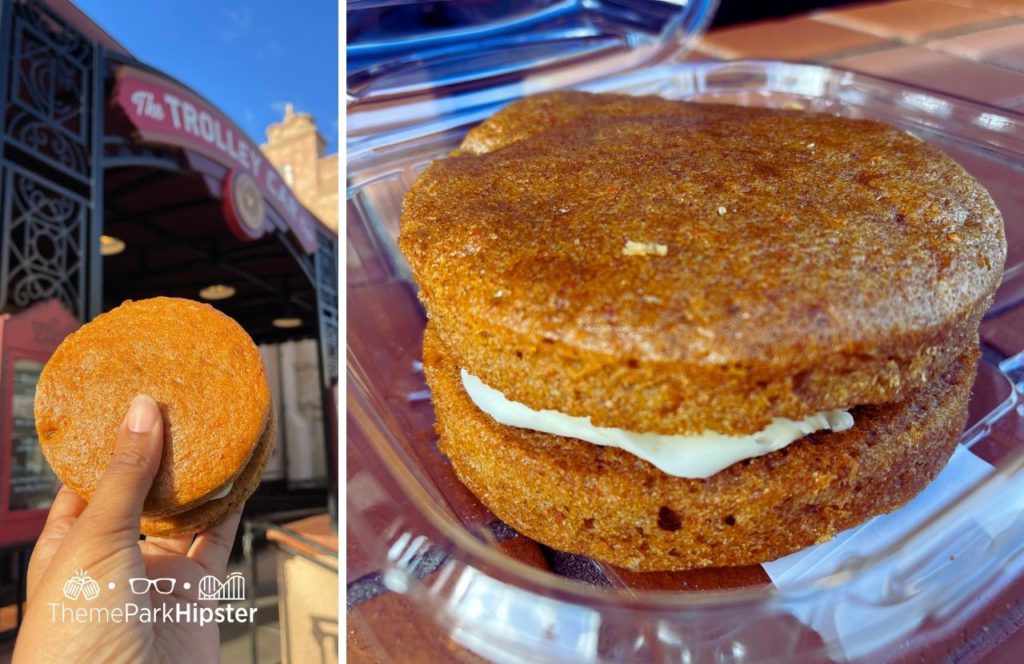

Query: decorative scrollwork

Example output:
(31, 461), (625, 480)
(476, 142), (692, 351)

(11, 271), (63, 305)
(9, 0), (91, 145)
(1, 168), (86, 319)
(15, 172), (77, 224)
(52, 57), (85, 127)
(0, 0), (98, 321)
(8, 111), (89, 176)
(14, 0), (90, 63)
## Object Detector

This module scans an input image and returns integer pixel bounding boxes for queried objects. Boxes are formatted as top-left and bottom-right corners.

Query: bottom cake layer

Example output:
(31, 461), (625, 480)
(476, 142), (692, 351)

(140, 405), (277, 537)
(423, 324), (978, 571)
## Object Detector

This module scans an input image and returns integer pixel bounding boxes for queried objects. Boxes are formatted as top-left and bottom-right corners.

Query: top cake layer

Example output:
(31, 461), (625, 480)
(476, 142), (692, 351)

(36, 297), (271, 513)
(399, 92), (1005, 435)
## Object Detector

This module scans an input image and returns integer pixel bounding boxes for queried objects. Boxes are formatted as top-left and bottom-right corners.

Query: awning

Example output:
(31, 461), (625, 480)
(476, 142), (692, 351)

(99, 61), (335, 345)
(110, 65), (322, 254)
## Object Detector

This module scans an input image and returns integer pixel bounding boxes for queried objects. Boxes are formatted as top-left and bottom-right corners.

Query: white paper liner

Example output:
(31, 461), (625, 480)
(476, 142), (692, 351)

(763, 445), (1012, 660)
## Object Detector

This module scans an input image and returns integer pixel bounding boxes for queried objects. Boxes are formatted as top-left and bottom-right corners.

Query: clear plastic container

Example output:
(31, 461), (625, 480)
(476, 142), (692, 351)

(347, 8), (1024, 662)
(346, 0), (717, 136)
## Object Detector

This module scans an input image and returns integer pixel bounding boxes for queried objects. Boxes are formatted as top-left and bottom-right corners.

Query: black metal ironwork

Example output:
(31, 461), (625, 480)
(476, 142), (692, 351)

(311, 228), (338, 530)
(5, 2), (90, 183)
(314, 228), (338, 388)
(7, 110), (88, 177)
(0, 0), (102, 320)
(278, 227), (315, 286)
(0, 164), (87, 316)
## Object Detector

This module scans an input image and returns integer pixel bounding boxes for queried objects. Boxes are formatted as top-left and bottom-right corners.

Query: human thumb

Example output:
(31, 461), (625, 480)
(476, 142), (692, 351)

(82, 394), (164, 539)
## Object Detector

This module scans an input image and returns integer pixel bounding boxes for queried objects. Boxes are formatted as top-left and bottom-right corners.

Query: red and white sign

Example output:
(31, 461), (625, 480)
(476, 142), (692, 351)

(112, 67), (318, 254)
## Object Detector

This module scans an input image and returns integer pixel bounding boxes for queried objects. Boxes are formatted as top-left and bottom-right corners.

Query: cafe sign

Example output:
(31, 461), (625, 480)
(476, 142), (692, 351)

(112, 66), (318, 254)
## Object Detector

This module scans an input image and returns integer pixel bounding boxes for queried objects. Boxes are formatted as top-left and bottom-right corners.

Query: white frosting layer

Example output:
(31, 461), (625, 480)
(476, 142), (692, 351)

(206, 481), (233, 503)
(461, 370), (854, 479)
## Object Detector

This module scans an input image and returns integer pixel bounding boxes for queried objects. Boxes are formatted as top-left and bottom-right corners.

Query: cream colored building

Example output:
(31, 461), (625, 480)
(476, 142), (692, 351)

(262, 103), (338, 232)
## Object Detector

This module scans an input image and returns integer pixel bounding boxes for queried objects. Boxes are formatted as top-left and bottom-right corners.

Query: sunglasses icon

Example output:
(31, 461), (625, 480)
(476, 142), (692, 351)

(128, 577), (176, 595)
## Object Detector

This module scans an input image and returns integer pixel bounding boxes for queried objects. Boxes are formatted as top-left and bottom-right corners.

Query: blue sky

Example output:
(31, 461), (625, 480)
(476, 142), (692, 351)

(75, 1), (339, 153)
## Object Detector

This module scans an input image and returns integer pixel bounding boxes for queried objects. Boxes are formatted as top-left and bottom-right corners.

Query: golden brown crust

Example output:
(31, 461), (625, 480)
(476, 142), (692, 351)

(424, 324), (977, 571)
(141, 405), (276, 537)
(400, 91), (1005, 434)
(35, 297), (271, 514)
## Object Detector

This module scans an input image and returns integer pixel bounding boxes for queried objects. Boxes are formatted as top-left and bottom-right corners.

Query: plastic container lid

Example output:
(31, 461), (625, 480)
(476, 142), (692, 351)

(346, 0), (718, 136)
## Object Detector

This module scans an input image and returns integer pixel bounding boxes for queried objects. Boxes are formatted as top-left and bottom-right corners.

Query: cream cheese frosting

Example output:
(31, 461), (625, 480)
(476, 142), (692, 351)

(207, 481), (233, 502)
(142, 480), (234, 519)
(461, 369), (854, 479)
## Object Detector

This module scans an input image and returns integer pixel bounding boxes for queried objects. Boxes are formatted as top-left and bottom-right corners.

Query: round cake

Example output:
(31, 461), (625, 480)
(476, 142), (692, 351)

(399, 91), (1007, 570)
(35, 296), (273, 537)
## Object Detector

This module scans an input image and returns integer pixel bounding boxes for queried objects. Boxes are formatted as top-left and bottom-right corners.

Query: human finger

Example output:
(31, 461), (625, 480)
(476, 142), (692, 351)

(26, 486), (86, 596)
(79, 394), (163, 543)
(144, 533), (194, 557)
(188, 509), (242, 575)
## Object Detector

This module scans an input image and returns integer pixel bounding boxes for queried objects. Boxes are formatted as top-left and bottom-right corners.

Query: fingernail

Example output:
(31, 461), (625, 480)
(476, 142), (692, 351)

(127, 394), (159, 433)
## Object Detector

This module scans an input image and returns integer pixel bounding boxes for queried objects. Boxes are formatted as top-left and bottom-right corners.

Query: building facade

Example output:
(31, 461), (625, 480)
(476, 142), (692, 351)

(262, 104), (339, 232)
